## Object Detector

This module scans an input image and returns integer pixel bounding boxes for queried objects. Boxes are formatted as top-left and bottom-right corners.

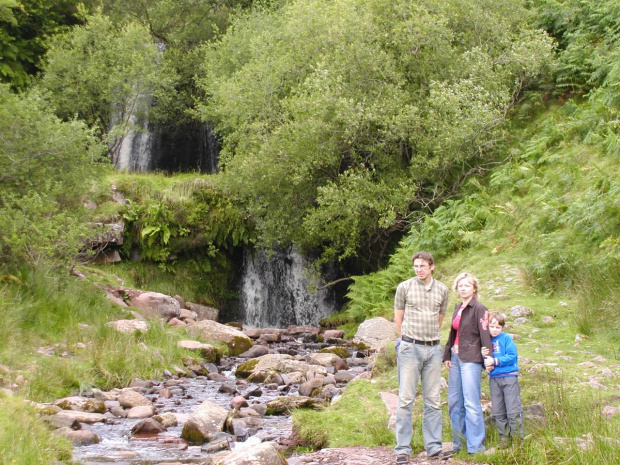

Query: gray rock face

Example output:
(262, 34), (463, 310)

(353, 317), (397, 351)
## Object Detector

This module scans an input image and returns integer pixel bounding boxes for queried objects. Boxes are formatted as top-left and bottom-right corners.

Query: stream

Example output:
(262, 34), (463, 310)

(71, 337), (369, 464)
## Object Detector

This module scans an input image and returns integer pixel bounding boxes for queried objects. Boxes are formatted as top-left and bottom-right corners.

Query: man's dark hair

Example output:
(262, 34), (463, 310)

(412, 251), (435, 266)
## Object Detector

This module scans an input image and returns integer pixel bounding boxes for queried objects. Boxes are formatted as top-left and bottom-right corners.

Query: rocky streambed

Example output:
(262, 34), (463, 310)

(35, 324), (388, 465)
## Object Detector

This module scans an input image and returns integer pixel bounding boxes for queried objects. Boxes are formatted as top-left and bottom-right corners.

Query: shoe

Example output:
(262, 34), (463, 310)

(428, 450), (442, 458)
(440, 450), (456, 460)
(395, 454), (409, 463)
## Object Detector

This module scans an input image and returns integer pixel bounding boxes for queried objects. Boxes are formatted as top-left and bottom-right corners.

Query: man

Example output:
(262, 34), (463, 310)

(394, 251), (450, 463)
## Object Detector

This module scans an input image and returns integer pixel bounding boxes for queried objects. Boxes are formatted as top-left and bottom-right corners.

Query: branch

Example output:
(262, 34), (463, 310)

(316, 277), (353, 291)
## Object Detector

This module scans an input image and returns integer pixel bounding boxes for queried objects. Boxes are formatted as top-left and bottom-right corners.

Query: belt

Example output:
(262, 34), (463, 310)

(401, 335), (439, 346)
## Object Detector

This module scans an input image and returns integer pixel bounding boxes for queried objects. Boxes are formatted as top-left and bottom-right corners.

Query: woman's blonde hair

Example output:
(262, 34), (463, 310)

(452, 272), (479, 295)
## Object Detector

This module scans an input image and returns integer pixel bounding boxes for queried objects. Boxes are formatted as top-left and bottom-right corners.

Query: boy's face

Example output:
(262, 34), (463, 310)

(489, 319), (503, 337)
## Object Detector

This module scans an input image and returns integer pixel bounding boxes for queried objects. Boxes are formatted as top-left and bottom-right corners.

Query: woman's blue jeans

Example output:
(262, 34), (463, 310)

(394, 341), (443, 456)
(448, 352), (486, 453)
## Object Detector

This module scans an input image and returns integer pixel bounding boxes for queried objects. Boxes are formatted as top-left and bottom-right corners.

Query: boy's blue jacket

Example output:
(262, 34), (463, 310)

(489, 331), (519, 378)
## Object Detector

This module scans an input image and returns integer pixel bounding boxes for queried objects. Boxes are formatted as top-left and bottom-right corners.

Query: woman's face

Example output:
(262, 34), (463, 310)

(457, 277), (476, 301)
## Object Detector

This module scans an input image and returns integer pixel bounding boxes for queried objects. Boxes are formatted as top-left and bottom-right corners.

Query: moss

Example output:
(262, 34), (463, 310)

(228, 335), (252, 356)
(235, 358), (259, 378)
(180, 422), (207, 444)
(318, 347), (349, 359)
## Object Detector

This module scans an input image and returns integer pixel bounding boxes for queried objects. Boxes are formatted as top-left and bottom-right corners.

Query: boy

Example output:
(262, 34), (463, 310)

(481, 312), (523, 447)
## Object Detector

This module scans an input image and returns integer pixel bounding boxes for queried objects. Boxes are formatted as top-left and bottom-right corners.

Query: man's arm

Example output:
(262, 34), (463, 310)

(394, 309), (405, 337)
(438, 313), (445, 328)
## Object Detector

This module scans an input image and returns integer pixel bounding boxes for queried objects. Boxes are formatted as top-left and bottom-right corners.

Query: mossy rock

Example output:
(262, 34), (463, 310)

(318, 347), (349, 359)
(350, 341), (370, 351)
(265, 396), (326, 415)
(235, 359), (259, 378)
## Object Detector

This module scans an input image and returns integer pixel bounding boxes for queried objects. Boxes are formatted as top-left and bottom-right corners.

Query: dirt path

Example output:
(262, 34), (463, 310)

(288, 446), (482, 465)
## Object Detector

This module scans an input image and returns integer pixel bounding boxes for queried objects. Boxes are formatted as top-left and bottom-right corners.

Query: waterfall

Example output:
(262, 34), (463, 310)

(115, 118), (154, 171)
(239, 248), (338, 328)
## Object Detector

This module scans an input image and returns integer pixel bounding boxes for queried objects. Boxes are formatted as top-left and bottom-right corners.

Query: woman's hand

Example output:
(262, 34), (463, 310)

(481, 347), (489, 356)
(444, 360), (452, 369)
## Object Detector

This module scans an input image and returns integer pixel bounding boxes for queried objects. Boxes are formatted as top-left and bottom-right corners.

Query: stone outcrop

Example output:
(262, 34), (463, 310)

(186, 302), (220, 321)
(129, 291), (181, 320)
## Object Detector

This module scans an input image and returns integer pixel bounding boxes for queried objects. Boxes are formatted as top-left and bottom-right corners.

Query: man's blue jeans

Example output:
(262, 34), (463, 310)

(448, 353), (486, 453)
(394, 340), (443, 456)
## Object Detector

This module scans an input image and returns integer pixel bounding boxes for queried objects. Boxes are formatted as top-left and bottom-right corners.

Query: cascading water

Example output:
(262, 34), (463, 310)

(240, 248), (338, 328)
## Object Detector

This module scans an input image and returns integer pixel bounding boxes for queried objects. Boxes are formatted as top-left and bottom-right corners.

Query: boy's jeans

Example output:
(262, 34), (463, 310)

(394, 340), (443, 456)
(448, 353), (486, 453)
(490, 376), (523, 441)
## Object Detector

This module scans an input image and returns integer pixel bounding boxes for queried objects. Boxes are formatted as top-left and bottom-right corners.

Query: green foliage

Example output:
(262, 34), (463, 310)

(0, 84), (106, 268)
(39, 12), (180, 164)
(198, 0), (553, 268)
(0, 0), (83, 89)
(0, 395), (73, 464)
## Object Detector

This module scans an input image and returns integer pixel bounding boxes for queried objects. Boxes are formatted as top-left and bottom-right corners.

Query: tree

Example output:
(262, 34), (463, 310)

(0, 84), (106, 268)
(0, 0), (83, 89)
(197, 0), (553, 270)
(39, 12), (179, 165)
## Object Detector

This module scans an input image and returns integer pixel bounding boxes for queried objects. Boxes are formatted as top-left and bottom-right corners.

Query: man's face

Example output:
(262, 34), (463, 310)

(413, 258), (435, 281)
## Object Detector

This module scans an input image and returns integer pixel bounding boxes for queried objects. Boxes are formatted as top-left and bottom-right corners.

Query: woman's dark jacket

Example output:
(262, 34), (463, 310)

(443, 296), (492, 363)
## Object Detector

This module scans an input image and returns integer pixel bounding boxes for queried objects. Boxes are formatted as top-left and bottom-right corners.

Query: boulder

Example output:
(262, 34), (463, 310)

(305, 353), (344, 368)
(298, 378), (324, 397)
(54, 396), (106, 414)
(178, 340), (221, 362)
(127, 405), (155, 418)
(214, 441), (287, 465)
(238, 345), (270, 359)
(53, 428), (100, 446)
(186, 302), (219, 321)
(131, 418), (166, 435)
(322, 329), (345, 340)
(265, 396), (326, 415)
(510, 305), (534, 317)
(118, 390), (152, 409)
(187, 320), (253, 356)
(53, 410), (106, 424)
(129, 291), (181, 320)
(181, 400), (229, 444)
(353, 317), (397, 351)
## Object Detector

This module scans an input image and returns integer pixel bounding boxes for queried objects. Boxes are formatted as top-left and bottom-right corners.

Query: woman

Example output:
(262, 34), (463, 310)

(443, 272), (492, 454)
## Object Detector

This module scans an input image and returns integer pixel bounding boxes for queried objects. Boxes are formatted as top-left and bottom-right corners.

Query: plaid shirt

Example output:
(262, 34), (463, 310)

(394, 277), (449, 341)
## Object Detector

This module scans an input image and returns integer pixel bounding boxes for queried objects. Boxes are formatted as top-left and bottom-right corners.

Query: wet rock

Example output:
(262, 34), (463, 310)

(238, 345), (270, 359)
(305, 353), (345, 369)
(181, 400), (229, 444)
(241, 384), (262, 398)
(209, 373), (228, 381)
(202, 432), (234, 453)
(53, 428), (100, 445)
(54, 396), (106, 413)
(230, 396), (249, 410)
(187, 320), (253, 356)
(299, 378), (325, 397)
(127, 405), (155, 419)
(132, 418), (166, 435)
(250, 404), (267, 416)
(214, 440), (287, 465)
(110, 406), (128, 418)
(153, 412), (179, 428)
(41, 414), (80, 430)
(334, 371), (355, 383)
(119, 390), (152, 408)
(219, 382), (238, 395)
(286, 326), (321, 336)
(53, 410), (106, 424)
(322, 330), (345, 340)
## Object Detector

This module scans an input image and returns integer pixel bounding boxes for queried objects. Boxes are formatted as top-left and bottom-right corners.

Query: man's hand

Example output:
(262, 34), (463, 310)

(395, 337), (401, 352)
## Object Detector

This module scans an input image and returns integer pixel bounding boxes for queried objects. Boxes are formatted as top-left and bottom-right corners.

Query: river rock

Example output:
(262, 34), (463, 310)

(214, 441), (287, 465)
(298, 378), (324, 397)
(186, 302), (219, 321)
(230, 396), (249, 410)
(238, 345), (270, 359)
(334, 371), (355, 383)
(130, 291), (181, 320)
(305, 353), (345, 368)
(187, 320), (253, 356)
(286, 325), (321, 336)
(127, 405), (155, 418)
(119, 389), (152, 408)
(154, 412), (179, 428)
(131, 418), (166, 435)
(53, 428), (100, 445)
(178, 340), (220, 362)
(265, 396), (326, 415)
(54, 396), (106, 413)
(106, 319), (149, 333)
(181, 400), (229, 444)
(353, 317), (396, 351)
(53, 410), (106, 424)
(323, 329), (345, 340)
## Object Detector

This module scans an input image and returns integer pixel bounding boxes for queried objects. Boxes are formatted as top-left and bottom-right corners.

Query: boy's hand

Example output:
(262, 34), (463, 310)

(481, 347), (489, 356)
(483, 356), (494, 369)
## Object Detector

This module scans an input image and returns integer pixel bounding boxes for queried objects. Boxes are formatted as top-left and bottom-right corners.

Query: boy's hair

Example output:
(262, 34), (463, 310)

(412, 251), (435, 266)
(490, 312), (505, 327)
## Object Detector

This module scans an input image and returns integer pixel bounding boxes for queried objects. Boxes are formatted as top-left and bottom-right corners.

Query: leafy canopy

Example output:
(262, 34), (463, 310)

(198, 0), (553, 270)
